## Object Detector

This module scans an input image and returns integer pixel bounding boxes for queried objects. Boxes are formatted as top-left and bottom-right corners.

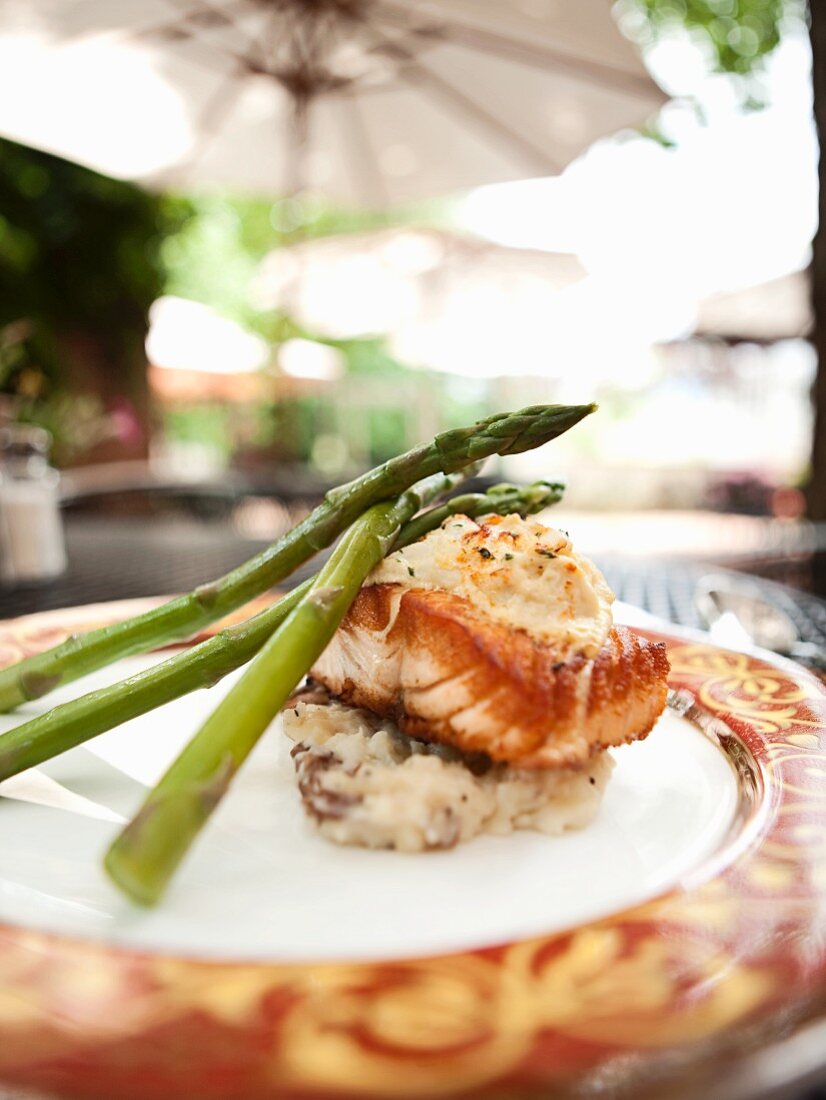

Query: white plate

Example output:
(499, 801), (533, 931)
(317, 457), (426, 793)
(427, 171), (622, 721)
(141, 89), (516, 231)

(0, 625), (738, 963)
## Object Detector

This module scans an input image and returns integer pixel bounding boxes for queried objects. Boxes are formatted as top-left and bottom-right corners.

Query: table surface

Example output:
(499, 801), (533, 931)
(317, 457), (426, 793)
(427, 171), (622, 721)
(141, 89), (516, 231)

(5, 515), (826, 649)
(1, 514), (825, 1100)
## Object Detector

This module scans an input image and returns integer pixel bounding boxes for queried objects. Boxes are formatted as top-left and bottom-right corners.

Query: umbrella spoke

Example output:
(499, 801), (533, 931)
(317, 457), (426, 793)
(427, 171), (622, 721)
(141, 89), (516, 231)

(354, 23), (561, 175)
(341, 92), (389, 207)
(157, 60), (251, 186)
(399, 60), (561, 174)
(369, 0), (665, 100)
(128, 0), (264, 56)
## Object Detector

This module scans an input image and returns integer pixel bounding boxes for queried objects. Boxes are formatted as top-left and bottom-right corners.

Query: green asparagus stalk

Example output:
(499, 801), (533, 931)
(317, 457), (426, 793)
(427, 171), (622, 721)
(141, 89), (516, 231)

(0, 403), (594, 714)
(103, 481), (453, 905)
(0, 481), (561, 783)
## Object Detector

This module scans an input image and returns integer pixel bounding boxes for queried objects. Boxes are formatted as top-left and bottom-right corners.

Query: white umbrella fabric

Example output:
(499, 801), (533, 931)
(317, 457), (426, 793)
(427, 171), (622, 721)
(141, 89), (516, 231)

(0, 0), (666, 203)
(254, 226), (586, 337)
(254, 226), (587, 376)
(693, 270), (813, 344)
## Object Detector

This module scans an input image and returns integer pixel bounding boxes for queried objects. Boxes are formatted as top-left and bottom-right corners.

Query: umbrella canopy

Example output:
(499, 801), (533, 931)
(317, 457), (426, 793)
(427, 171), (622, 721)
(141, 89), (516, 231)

(693, 270), (812, 344)
(255, 226), (585, 331)
(253, 226), (587, 375)
(0, 0), (666, 203)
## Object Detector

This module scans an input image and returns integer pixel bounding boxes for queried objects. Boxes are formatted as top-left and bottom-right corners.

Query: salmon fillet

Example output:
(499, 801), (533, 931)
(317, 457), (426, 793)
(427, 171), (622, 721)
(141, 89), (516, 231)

(311, 584), (670, 770)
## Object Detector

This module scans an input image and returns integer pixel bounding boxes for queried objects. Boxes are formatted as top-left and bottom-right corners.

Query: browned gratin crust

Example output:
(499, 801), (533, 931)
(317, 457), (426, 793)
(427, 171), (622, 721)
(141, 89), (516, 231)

(311, 584), (670, 770)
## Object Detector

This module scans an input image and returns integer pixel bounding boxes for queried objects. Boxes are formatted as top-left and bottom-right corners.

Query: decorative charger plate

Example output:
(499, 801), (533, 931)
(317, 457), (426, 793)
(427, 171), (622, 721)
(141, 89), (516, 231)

(0, 598), (824, 1100)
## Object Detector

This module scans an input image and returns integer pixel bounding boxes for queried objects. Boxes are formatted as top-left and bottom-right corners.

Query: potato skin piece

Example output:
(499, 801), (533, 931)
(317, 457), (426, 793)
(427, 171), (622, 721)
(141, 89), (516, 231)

(311, 585), (670, 770)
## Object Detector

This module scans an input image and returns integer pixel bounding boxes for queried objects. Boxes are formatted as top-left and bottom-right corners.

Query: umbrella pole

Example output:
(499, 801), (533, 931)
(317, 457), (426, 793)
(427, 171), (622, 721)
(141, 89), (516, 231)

(284, 93), (311, 207)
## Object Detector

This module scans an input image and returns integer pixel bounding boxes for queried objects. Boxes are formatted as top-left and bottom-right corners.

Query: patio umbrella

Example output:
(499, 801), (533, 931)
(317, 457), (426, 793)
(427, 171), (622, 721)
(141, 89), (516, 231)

(254, 226), (586, 343)
(0, 0), (666, 203)
(693, 270), (813, 344)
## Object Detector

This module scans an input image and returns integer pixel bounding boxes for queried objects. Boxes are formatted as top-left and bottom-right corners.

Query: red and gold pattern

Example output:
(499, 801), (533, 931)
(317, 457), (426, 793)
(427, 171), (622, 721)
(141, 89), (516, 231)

(0, 602), (825, 1099)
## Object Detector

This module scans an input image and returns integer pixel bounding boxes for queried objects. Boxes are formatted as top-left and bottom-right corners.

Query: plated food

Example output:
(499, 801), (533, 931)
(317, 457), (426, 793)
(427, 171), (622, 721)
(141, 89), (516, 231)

(284, 694), (616, 851)
(286, 512), (669, 850)
(0, 400), (671, 901)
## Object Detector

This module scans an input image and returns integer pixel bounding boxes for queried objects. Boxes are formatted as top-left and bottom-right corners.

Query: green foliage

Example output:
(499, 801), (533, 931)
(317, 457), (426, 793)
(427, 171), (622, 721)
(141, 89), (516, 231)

(621, 0), (805, 77)
(0, 137), (191, 463)
(160, 191), (405, 337)
(162, 404), (234, 458)
(320, 334), (410, 379)
(160, 195), (270, 331)
(14, 392), (116, 467)
(0, 138), (187, 389)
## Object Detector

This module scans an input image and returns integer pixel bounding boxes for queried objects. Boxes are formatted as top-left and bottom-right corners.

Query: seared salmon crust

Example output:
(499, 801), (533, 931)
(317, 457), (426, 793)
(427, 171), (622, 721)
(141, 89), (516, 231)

(312, 584), (670, 770)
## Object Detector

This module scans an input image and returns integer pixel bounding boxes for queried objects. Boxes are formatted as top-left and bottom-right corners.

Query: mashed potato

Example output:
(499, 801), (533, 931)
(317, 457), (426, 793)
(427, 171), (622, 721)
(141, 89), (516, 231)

(283, 697), (614, 852)
(368, 512), (614, 659)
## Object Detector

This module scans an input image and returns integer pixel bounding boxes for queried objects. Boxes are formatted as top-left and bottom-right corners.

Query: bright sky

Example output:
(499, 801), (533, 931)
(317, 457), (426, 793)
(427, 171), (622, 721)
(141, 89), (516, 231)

(0, 29), (192, 178)
(460, 29), (817, 346)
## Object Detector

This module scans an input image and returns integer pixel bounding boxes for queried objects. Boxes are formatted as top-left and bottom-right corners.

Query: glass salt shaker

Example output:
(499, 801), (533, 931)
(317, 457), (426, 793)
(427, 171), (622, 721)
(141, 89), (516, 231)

(0, 425), (67, 583)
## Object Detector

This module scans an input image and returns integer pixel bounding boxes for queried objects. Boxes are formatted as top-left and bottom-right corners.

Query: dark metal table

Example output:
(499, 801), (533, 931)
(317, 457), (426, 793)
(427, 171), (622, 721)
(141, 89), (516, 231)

(5, 516), (826, 653)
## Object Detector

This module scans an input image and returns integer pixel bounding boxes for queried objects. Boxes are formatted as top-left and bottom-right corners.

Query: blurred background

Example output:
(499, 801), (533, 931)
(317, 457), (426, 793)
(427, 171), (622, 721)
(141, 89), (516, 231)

(0, 0), (823, 621)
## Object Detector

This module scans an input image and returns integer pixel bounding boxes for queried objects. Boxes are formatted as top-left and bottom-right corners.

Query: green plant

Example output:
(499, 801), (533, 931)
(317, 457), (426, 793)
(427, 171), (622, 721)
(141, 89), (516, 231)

(620, 0), (806, 79)
(0, 137), (189, 458)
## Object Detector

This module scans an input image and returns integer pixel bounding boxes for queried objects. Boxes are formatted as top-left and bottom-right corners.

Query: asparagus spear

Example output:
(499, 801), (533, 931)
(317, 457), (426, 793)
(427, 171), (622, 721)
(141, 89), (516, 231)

(0, 403), (594, 713)
(103, 483), (454, 905)
(0, 481), (561, 782)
